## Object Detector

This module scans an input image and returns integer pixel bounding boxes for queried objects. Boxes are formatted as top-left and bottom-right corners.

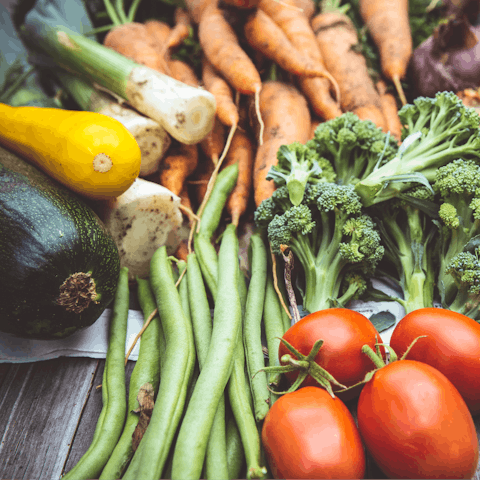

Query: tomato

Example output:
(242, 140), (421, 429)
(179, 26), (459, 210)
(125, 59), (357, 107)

(357, 359), (479, 479)
(262, 386), (366, 479)
(390, 307), (480, 415)
(279, 308), (383, 401)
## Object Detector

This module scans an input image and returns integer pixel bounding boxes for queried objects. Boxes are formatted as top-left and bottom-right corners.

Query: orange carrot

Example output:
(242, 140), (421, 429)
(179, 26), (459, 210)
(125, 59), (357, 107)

(167, 59), (201, 87)
(244, 9), (330, 79)
(158, 143), (199, 196)
(200, 116), (227, 165)
(310, 116), (323, 140)
(198, 4), (262, 95)
(144, 20), (172, 73)
(311, 8), (387, 131)
(222, 128), (255, 226)
(192, 155), (216, 206)
(165, 7), (192, 50)
(103, 23), (164, 71)
(201, 56), (239, 127)
(297, 76), (342, 121)
(174, 238), (190, 262)
(183, 0), (217, 25)
(253, 81), (311, 207)
(294, 0), (315, 19)
(220, 0), (259, 8)
(359, 0), (412, 105)
(376, 80), (402, 142)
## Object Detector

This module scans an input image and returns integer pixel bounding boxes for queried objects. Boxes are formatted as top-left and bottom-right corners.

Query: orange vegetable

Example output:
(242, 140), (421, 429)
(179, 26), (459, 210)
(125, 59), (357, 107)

(253, 81), (311, 206)
(198, 4), (262, 95)
(311, 9), (387, 131)
(165, 7), (192, 50)
(202, 57), (239, 128)
(359, 0), (412, 105)
(376, 80), (402, 142)
(223, 128), (255, 226)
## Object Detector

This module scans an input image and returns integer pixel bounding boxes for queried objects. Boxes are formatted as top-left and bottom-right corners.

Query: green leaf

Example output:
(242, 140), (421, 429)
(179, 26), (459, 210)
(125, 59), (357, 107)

(369, 311), (396, 333)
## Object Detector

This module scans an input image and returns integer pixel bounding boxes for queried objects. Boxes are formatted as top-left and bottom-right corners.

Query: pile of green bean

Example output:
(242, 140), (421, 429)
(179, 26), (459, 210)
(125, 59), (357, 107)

(61, 163), (291, 480)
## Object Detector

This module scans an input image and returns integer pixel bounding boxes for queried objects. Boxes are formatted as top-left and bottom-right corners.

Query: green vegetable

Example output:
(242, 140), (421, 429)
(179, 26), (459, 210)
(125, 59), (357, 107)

(369, 186), (439, 314)
(354, 91), (480, 206)
(266, 141), (336, 206)
(433, 159), (480, 315)
(186, 252), (229, 480)
(99, 277), (164, 479)
(309, 112), (398, 187)
(122, 246), (195, 480)
(226, 416), (246, 480)
(171, 224), (242, 480)
(63, 267), (129, 480)
(0, 144), (120, 339)
(254, 183), (384, 313)
(243, 231), (270, 422)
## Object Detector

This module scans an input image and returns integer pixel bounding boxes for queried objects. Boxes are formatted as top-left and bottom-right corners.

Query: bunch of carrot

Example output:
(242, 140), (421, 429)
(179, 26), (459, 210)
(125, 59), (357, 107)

(94, 0), (410, 230)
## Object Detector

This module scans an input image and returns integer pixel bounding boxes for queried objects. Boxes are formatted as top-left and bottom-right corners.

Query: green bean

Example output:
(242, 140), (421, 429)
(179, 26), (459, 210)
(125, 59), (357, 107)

(171, 223), (242, 480)
(227, 330), (267, 480)
(226, 416), (245, 480)
(187, 252), (229, 480)
(197, 163), (239, 238)
(263, 272), (288, 392)
(177, 260), (191, 323)
(194, 163), (239, 298)
(123, 247), (196, 480)
(243, 231), (270, 422)
(99, 277), (163, 479)
(63, 267), (129, 480)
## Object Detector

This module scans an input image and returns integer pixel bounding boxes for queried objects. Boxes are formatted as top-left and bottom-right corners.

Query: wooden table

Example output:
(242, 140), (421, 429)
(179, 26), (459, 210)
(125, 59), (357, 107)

(1, 356), (480, 480)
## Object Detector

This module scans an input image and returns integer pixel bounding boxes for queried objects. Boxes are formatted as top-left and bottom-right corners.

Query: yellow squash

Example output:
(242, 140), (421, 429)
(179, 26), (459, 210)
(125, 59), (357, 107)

(0, 103), (142, 199)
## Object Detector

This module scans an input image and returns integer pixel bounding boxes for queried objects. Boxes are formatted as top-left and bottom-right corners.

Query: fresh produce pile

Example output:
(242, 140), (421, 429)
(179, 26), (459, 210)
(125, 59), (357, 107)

(2, 0), (480, 478)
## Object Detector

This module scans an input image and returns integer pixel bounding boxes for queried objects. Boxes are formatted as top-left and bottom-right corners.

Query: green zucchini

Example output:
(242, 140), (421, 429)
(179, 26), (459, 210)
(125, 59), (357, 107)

(0, 143), (120, 339)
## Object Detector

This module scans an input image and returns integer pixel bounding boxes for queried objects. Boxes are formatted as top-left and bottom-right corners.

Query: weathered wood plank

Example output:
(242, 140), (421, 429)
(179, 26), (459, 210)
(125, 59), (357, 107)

(0, 358), (99, 480)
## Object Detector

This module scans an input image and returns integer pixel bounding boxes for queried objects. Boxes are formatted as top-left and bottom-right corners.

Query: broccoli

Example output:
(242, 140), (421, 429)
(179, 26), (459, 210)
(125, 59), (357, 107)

(444, 247), (480, 319)
(370, 186), (439, 314)
(309, 112), (399, 186)
(266, 141), (336, 206)
(433, 159), (480, 306)
(254, 183), (384, 313)
(354, 91), (480, 207)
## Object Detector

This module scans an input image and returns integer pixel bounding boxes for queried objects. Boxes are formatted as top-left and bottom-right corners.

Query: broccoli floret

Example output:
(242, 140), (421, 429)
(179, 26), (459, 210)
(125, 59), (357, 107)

(256, 182), (384, 313)
(433, 159), (480, 305)
(370, 185), (439, 314)
(266, 142), (336, 206)
(338, 272), (368, 306)
(444, 248), (480, 319)
(355, 91), (480, 206)
(310, 112), (398, 186)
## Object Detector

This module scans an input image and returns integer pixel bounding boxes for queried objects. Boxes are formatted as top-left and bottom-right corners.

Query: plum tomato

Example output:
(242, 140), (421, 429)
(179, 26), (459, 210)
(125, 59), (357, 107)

(279, 308), (384, 401)
(262, 386), (366, 479)
(357, 359), (479, 479)
(390, 307), (480, 415)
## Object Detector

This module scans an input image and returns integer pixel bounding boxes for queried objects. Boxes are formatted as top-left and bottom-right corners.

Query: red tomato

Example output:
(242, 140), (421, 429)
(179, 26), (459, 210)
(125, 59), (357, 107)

(357, 360), (479, 479)
(279, 308), (383, 401)
(262, 386), (366, 479)
(390, 307), (480, 415)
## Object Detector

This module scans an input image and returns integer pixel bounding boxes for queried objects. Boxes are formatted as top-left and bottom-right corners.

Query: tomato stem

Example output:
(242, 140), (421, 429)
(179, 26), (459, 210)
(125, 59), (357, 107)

(361, 344), (386, 369)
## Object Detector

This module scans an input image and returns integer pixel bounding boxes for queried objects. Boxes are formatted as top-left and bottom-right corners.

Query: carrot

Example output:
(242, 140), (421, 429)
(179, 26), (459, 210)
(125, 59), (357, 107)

(310, 116), (323, 140)
(165, 8), (192, 50)
(294, 0), (315, 19)
(376, 80), (402, 142)
(223, 128), (255, 226)
(183, 0), (217, 24)
(191, 155), (216, 206)
(244, 9), (331, 79)
(297, 77), (342, 121)
(252, 81), (311, 207)
(202, 57), (239, 128)
(220, 0), (259, 8)
(198, 4), (262, 95)
(103, 22), (164, 71)
(174, 239), (190, 262)
(200, 116), (227, 166)
(144, 20), (172, 74)
(168, 59), (201, 87)
(359, 0), (412, 105)
(311, 4), (387, 131)
(158, 143), (199, 196)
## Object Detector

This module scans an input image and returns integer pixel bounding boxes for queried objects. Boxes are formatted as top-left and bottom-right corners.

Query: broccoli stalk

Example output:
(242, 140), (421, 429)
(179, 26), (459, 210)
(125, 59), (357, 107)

(254, 183), (384, 313)
(266, 142), (336, 206)
(433, 159), (480, 306)
(354, 91), (480, 207)
(371, 187), (439, 314)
